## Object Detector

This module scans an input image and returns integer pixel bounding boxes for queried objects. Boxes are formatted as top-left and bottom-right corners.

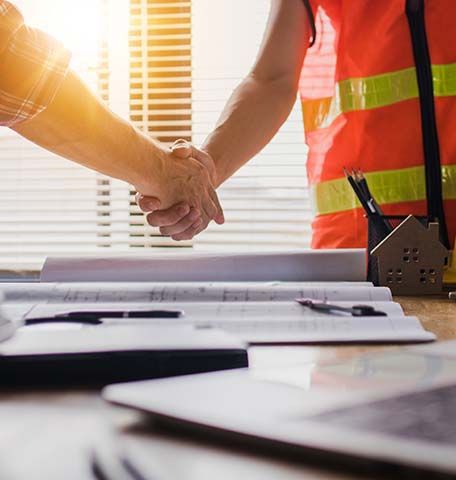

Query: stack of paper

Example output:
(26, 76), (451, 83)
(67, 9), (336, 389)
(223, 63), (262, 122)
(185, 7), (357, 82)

(0, 285), (434, 345)
(0, 250), (435, 345)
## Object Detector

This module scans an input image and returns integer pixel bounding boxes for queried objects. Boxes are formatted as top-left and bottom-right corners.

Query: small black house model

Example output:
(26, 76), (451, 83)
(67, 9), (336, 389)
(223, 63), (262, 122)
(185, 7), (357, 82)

(370, 215), (449, 295)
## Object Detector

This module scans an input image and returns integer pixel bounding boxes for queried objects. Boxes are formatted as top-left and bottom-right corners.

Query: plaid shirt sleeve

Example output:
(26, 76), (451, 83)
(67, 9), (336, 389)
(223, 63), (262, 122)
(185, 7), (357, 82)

(0, 1), (71, 127)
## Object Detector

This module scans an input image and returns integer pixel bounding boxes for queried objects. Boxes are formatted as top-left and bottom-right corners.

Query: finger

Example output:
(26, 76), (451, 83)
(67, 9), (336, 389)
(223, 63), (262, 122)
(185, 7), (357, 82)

(189, 145), (209, 167)
(159, 208), (201, 236)
(209, 189), (225, 224)
(200, 196), (218, 225)
(174, 213), (213, 240)
(189, 147), (217, 183)
(146, 202), (190, 227)
(192, 203), (221, 236)
(170, 139), (192, 159)
(190, 219), (210, 238)
(172, 219), (204, 241)
(135, 193), (161, 212)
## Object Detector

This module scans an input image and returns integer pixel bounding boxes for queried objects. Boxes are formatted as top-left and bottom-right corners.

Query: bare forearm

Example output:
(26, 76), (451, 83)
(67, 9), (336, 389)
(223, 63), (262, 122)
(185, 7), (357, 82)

(12, 70), (224, 223)
(203, 75), (297, 186)
(202, 0), (310, 187)
(12, 70), (163, 191)
(136, 0), (310, 238)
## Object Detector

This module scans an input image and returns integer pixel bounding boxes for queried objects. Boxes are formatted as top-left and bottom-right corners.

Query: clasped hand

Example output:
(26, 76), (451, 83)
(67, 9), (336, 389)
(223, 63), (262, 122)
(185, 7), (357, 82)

(136, 140), (224, 241)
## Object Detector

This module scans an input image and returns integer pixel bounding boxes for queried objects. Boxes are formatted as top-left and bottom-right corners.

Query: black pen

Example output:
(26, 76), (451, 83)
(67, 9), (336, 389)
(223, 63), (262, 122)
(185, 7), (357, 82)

(25, 309), (184, 326)
(296, 298), (387, 317)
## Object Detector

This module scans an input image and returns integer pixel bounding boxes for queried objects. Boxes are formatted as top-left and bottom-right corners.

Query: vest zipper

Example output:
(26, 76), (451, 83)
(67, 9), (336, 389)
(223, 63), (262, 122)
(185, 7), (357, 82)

(406, 0), (450, 248)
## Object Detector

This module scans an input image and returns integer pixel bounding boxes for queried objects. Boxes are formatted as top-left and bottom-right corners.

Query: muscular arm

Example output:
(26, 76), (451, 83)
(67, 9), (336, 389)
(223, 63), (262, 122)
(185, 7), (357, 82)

(204, 0), (311, 187)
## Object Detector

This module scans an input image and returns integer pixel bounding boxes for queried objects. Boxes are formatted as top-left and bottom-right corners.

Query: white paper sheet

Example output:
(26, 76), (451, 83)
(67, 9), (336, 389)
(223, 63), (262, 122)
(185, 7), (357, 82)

(40, 249), (366, 282)
(0, 282), (389, 304)
(22, 300), (402, 321)
(19, 300), (434, 343)
(7, 292), (435, 345)
(201, 316), (435, 344)
(19, 301), (433, 344)
(0, 325), (245, 356)
(2, 303), (37, 323)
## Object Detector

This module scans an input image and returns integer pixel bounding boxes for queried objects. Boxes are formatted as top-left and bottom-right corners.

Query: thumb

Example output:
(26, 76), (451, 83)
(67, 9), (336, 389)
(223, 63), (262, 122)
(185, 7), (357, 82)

(189, 147), (217, 185)
(170, 139), (192, 159)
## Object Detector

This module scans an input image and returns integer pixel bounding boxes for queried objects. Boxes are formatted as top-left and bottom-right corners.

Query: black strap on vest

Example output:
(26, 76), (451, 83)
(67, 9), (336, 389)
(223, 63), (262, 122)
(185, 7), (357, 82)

(406, 0), (450, 248)
(302, 0), (316, 47)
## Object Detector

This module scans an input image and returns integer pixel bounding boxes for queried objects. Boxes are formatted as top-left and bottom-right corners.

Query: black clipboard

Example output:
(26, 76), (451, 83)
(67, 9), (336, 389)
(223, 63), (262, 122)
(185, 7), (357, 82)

(0, 324), (248, 387)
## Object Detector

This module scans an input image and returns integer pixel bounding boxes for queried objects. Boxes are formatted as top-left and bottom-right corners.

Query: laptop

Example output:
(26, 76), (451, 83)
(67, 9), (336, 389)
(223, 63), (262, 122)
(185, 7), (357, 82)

(103, 342), (456, 478)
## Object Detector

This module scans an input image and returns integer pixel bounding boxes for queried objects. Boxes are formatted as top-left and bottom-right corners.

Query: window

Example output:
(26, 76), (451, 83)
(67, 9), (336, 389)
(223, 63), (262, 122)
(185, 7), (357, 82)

(0, 0), (311, 272)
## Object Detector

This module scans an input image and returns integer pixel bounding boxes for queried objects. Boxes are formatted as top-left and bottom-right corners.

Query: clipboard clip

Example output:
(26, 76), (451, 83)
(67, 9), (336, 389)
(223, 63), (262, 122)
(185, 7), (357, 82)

(296, 299), (387, 317)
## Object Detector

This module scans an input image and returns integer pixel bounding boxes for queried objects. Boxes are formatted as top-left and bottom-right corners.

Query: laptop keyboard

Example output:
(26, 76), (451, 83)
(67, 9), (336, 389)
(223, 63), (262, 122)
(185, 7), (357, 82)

(310, 383), (456, 445)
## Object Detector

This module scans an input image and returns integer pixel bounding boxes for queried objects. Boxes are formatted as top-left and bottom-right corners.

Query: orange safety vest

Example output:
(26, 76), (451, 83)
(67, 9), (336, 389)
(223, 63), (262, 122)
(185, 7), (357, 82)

(300, 0), (456, 249)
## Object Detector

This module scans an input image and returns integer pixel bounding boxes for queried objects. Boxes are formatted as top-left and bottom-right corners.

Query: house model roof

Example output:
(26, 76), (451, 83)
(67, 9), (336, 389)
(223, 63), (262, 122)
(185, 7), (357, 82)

(371, 215), (448, 257)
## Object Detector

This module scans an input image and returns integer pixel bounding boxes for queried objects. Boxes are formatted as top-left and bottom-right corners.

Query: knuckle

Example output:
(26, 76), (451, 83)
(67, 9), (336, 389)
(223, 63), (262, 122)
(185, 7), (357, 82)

(168, 213), (180, 224)
(183, 216), (197, 230)
(194, 161), (208, 178)
(160, 212), (181, 226)
(174, 203), (190, 218)
(146, 213), (161, 227)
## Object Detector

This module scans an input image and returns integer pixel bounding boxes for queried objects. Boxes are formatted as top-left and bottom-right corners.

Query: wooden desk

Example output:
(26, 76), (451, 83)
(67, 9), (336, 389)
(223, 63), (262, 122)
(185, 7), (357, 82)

(0, 296), (455, 479)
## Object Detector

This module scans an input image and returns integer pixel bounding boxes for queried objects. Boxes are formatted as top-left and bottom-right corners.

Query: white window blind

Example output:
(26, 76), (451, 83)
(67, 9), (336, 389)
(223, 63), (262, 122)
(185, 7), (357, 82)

(0, 0), (311, 272)
(127, 0), (193, 249)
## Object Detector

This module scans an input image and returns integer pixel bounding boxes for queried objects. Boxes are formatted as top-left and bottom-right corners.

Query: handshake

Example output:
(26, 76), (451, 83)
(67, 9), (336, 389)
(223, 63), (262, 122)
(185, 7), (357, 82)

(134, 139), (224, 241)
